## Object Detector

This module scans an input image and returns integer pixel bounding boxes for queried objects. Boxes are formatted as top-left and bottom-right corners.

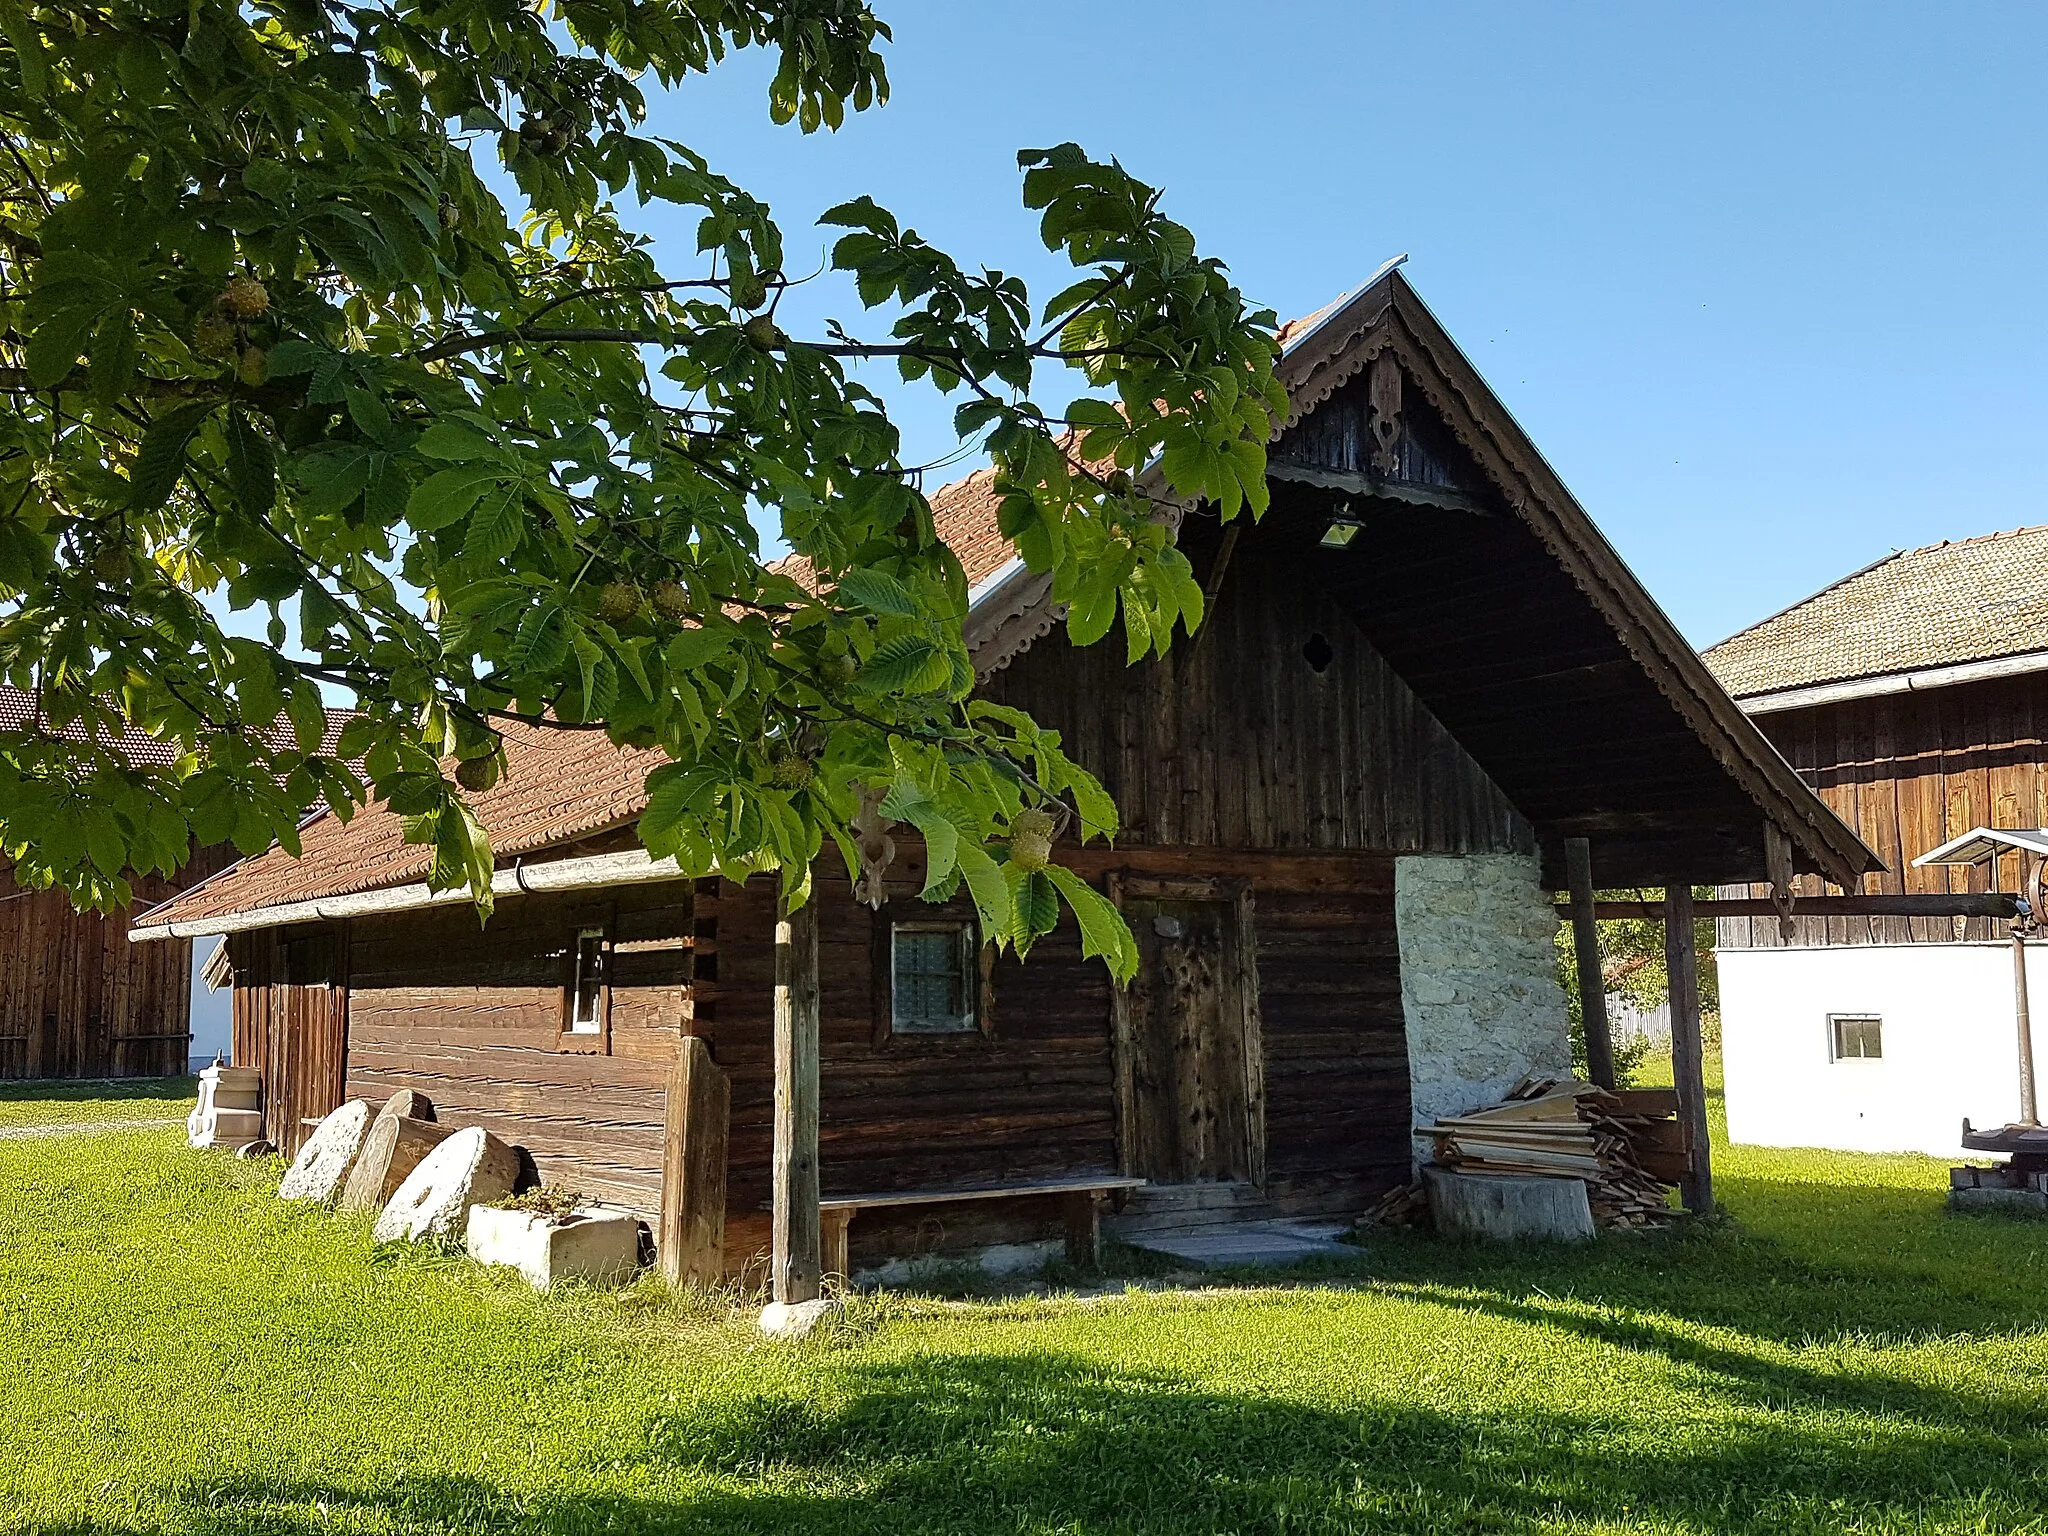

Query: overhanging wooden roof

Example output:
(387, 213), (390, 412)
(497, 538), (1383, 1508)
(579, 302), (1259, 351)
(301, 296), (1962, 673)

(1255, 271), (1877, 889)
(140, 269), (1879, 932)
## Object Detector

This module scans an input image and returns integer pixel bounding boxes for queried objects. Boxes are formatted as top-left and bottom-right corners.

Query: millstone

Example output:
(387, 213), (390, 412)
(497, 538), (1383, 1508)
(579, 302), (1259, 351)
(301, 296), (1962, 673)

(373, 1126), (522, 1242)
(278, 1100), (373, 1203)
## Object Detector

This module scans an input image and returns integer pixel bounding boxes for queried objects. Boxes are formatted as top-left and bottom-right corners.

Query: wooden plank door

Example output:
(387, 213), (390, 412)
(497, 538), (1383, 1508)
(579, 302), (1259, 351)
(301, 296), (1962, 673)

(267, 929), (349, 1154)
(1122, 897), (1253, 1183)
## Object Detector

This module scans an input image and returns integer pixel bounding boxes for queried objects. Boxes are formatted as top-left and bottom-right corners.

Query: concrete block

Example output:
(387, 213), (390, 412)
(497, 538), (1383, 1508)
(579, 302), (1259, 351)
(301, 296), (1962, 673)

(188, 1106), (265, 1150)
(1424, 1165), (1594, 1243)
(465, 1204), (642, 1289)
(1948, 1186), (2048, 1218)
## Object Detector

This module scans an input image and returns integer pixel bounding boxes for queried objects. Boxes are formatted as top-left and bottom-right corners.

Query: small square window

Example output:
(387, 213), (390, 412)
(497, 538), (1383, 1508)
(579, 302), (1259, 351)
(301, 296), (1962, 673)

(1830, 1014), (1881, 1061)
(890, 921), (979, 1035)
(567, 927), (607, 1034)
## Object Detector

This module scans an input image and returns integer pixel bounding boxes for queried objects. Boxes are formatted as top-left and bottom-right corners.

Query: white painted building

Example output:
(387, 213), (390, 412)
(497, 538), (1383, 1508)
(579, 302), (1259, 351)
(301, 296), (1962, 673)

(1719, 940), (2041, 1157)
(1704, 527), (2048, 1157)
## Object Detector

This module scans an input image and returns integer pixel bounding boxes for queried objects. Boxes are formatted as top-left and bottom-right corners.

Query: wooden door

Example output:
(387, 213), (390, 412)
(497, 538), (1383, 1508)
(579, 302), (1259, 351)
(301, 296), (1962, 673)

(1121, 896), (1255, 1183)
(266, 929), (349, 1153)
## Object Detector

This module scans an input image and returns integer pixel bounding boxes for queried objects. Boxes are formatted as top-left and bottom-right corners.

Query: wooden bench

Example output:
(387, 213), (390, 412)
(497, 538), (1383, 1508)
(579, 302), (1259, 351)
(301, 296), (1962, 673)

(817, 1175), (1146, 1278)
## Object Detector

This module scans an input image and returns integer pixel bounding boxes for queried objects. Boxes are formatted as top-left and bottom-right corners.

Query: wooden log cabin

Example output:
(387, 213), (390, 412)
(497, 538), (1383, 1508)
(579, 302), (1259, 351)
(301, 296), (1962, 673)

(0, 686), (236, 1080)
(133, 270), (1878, 1278)
(1704, 526), (2048, 1156)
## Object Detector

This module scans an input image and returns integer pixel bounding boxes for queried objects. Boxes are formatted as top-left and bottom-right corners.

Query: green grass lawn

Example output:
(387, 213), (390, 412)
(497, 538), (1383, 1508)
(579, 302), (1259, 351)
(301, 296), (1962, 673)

(5, 1080), (2048, 1535)
(0, 1075), (194, 1128)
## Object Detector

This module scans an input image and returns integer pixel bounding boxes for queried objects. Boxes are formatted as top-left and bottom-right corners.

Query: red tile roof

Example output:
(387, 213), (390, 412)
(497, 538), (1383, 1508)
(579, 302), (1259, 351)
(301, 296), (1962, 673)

(0, 686), (184, 768)
(0, 686), (355, 768)
(143, 719), (664, 925)
(144, 298), (1323, 927)
(773, 463), (1018, 596)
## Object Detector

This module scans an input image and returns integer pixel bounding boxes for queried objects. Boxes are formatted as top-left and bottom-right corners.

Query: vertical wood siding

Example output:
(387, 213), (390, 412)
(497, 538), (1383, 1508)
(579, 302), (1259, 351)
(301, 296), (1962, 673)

(1719, 674), (2048, 947)
(0, 855), (224, 1081)
(985, 537), (1532, 857)
(229, 925), (350, 1152)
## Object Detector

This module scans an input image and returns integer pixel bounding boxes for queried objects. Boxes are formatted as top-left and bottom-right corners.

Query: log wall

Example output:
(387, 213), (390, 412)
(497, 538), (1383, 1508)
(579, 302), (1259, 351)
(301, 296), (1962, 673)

(704, 846), (1412, 1264)
(217, 495), (1540, 1257)
(335, 879), (700, 1213)
(1718, 673), (2048, 947)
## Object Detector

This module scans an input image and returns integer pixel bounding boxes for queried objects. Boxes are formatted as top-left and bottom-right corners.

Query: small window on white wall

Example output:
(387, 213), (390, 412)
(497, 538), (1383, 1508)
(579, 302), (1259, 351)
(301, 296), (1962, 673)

(1830, 1014), (1882, 1061)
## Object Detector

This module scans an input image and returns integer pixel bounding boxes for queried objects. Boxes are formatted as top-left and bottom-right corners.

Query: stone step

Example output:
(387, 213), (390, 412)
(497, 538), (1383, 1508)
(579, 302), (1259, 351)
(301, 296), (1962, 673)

(1124, 1219), (1358, 1269)
(1109, 1181), (1276, 1235)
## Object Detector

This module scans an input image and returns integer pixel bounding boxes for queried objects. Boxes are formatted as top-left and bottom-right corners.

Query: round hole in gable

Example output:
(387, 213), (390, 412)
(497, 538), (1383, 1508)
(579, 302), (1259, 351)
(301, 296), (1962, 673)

(1302, 632), (1335, 673)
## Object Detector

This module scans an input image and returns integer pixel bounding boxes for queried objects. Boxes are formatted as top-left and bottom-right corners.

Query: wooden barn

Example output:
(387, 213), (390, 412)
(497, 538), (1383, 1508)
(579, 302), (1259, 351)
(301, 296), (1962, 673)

(133, 270), (1878, 1282)
(0, 687), (233, 1080)
(1704, 526), (2048, 1155)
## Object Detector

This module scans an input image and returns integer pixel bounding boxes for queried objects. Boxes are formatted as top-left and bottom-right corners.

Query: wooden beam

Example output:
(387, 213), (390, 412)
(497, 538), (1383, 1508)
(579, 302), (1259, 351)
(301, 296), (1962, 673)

(1665, 886), (1712, 1213)
(822, 1208), (853, 1284)
(1064, 1190), (1103, 1268)
(1554, 893), (2020, 922)
(1564, 838), (1614, 1090)
(660, 1034), (730, 1288)
(1265, 458), (1490, 516)
(770, 900), (822, 1305)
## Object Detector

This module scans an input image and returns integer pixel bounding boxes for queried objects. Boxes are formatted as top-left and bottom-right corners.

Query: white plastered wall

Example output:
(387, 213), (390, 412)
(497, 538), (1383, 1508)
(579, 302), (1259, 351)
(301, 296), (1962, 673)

(1395, 853), (1573, 1166)
(1719, 942), (2043, 1157)
(188, 940), (232, 1072)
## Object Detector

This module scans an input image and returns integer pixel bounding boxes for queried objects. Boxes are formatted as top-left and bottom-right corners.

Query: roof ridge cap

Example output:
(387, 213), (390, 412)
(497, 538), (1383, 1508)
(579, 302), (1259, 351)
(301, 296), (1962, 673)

(1705, 545), (1908, 655)
(1899, 522), (2048, 557)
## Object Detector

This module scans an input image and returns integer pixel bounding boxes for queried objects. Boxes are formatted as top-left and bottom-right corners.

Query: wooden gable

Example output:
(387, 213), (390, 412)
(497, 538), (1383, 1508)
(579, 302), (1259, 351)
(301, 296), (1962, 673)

(1252, 274), (1874, 888)
(967, 272), (1875, 889)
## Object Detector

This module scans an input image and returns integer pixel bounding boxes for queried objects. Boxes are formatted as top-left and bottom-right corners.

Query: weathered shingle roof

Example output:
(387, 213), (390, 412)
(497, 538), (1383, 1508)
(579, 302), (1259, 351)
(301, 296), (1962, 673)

(1704, 525), (2048, 699)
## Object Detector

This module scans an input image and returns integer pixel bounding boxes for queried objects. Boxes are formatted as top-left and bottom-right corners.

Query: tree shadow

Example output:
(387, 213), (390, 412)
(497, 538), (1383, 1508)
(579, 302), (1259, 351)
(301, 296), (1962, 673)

(126, 1349), (2044, 1535)
(1202, 1167), (2048, 1358)
(0, 1075), (194, 1108)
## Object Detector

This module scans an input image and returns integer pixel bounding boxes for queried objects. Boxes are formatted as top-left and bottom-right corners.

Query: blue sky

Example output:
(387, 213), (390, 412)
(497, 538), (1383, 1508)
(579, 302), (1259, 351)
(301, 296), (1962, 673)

(636, 1), (2048, 648)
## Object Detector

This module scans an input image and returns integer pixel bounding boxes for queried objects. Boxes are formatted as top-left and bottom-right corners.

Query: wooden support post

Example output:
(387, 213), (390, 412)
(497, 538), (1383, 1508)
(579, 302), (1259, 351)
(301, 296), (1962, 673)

(660, 1034), (730, 1287)
(771, 900), (821, 1304)
(1565, 838), (1615, 1090)
(2013, 930), (2039, 1127)
(1064, 1190), (1103, 1268)
(821, 1208), (853, 1283)
(1665, 884), (1713, 1213)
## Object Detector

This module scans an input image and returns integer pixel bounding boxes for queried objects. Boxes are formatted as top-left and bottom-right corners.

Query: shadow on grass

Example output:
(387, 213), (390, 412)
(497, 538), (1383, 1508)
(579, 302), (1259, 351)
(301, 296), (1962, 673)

(141, 1349), (2042, 1535)
(1026, 1162), (2048, 1359)
(0, 1075), (195, 1105)
(1347, 1180), (2048, 1348)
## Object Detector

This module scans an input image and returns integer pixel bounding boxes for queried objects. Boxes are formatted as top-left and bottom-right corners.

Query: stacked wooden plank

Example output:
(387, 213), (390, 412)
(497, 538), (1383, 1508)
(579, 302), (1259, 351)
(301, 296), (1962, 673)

(1423, 1077), (1679, 1230)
